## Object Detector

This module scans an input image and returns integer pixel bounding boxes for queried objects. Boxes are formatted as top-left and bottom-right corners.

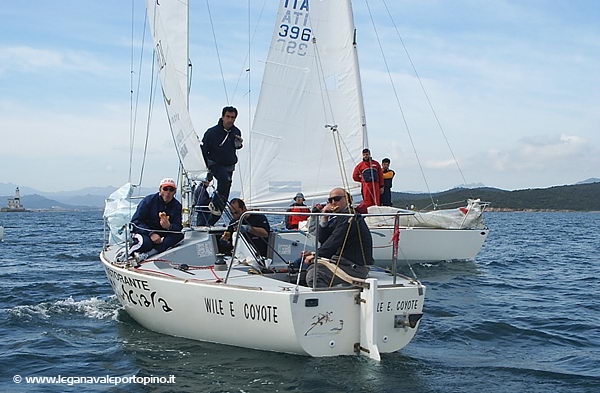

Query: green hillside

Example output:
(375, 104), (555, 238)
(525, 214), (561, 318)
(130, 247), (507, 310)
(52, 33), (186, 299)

(391, 182), (600, 211)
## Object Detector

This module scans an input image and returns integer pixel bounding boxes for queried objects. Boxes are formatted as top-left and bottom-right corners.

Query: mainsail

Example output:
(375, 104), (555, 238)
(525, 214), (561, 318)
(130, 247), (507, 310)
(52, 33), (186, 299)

(146, 0), (207, 181)
(236, 0), (367, 206)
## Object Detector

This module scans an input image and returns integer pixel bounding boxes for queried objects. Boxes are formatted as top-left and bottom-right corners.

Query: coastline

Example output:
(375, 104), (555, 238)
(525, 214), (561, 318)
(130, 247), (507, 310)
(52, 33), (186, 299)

(485, 208), (599, 213)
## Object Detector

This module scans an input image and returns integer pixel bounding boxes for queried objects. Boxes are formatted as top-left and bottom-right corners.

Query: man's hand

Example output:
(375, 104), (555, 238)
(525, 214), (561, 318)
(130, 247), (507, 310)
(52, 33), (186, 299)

(150, 233), (163, 244)
(303, 252), (315, 265)
(221, 231), (231, 242)
(159, 212), (170, 229)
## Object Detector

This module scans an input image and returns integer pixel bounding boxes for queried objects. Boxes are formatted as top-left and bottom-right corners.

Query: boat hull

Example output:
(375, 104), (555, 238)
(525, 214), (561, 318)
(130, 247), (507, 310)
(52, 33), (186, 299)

(100, 251), (424, 357)
(272, 227), (489, 267)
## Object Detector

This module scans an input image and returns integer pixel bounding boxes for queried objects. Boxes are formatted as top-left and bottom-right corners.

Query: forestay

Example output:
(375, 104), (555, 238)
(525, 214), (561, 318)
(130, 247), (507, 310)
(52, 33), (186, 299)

(236, 0), (366, 206)
(146, 0), (208, 181)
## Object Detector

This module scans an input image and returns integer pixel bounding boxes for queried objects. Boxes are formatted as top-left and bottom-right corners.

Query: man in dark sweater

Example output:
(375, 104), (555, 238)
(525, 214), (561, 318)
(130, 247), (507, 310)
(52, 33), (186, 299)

(201, 106), (243, 225)
(129, 178), (184, 257)
(219, 198), (270, 258)
(303, 188), (373, 287)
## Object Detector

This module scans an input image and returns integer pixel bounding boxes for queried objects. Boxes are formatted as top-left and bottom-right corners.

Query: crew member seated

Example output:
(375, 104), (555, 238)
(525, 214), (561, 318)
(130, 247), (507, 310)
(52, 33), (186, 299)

(129, 178), (184, 259)
(219, 198), (271, 258)
(303, 188), (373, 287)
(285, 192), (310, 229)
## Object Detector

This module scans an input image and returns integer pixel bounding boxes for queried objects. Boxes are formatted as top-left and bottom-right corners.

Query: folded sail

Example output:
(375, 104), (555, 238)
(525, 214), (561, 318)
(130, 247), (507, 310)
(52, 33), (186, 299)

(236, 0), (366, 206)
(146, 0), (207, 181)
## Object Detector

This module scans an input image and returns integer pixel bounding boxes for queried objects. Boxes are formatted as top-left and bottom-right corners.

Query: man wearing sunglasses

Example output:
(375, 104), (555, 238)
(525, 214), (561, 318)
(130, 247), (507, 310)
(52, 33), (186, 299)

(129, 178), (184, 259)
(303, 188), (373, 287)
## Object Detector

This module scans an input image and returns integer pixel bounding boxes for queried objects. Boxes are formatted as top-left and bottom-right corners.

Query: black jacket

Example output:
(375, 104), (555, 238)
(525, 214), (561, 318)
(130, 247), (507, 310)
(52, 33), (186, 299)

(317, 209), (373, 266)
(131, 193), (183, 236)
(201, 119), (242, 167)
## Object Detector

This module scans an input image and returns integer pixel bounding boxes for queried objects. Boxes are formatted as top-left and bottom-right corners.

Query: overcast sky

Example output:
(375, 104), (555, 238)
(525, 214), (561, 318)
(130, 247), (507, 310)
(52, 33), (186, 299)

(1, 0), (598, 193)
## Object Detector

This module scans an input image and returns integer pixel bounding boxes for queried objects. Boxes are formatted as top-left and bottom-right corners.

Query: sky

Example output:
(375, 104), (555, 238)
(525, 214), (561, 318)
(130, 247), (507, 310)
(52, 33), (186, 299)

(1, 0), (599, 193)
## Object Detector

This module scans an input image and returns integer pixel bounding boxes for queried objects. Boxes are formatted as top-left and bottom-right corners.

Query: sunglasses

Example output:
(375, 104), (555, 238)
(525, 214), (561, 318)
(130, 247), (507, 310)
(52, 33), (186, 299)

(162, 187), (176, 192)
(327, 195), (344, 203)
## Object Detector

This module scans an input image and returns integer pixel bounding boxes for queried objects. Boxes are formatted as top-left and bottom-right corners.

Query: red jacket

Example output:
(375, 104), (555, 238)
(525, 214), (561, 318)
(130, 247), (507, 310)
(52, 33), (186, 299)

(286, 204), (310, 229)
(353, 159), (384, 189)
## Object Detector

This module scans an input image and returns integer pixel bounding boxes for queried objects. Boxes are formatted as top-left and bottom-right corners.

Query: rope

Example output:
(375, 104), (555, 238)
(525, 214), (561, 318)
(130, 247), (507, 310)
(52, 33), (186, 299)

(327, 215), (358, 287)
(130, 222), (183, 235)
(381, 0), (468, 189)
(231, 0), (267, 103)
(362, 0), (435, 209)
(138, 53), (159, 186)
(128, 0), (135, 183)
(206, 0), (229, 103)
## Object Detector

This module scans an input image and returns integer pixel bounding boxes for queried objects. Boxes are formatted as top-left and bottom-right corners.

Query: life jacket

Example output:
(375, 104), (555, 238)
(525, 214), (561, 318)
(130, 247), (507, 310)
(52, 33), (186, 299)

(286, 205), (310, 229)
(362, 167), (379, 183)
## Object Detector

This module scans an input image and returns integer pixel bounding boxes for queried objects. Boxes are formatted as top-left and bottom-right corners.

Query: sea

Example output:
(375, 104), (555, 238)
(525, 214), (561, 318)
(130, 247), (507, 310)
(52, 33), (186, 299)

(0, 211), (599, 392)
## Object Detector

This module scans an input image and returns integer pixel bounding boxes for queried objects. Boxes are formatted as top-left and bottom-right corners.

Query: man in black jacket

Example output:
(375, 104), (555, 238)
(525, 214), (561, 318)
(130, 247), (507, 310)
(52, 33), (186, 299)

(201, 106), (243, 225)
(303, 188), (373, 287)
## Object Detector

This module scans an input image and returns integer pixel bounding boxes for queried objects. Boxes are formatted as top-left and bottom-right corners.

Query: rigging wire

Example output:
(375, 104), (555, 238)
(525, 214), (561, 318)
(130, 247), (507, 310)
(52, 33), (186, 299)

(205, 0), (230, 104)
(362, 0), (436, 208)
(129, 0), (136, 183)
(311, 32), (354, 193)
(248, 0), (252, 205)
(381, 0), (468, 188)
(138, 51), (159, 187)
(231, 0), (267, 104)
(131, 11), (148, 186)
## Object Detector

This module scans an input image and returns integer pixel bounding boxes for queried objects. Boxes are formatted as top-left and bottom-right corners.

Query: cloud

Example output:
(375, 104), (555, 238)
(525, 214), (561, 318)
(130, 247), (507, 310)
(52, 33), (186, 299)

(0, 45), (111, 76)
(488, 133), (589, 171)
(424, 158), (458, 169)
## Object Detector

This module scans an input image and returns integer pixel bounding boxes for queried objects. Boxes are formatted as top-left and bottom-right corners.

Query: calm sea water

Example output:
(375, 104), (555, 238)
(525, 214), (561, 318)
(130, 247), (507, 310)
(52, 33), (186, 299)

(0, 211), (599, 392)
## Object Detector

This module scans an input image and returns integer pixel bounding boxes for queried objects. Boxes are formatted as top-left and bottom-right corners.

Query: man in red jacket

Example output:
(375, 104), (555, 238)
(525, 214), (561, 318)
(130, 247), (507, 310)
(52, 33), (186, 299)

(352, 148), (384, 213)
(286, 193), (311, 229)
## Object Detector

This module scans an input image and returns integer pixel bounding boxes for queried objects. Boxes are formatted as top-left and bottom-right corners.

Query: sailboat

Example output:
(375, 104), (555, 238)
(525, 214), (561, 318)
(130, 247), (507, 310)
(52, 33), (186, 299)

(233, 0), (489, 266)
(100, 0), (425, 360)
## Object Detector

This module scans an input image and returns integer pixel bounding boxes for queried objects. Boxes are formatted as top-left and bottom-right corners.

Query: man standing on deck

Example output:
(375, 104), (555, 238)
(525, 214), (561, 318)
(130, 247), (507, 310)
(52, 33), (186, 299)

(381, 158), (395, 206)
(352, 148), (384, 213)
(201, 106), (243, 225)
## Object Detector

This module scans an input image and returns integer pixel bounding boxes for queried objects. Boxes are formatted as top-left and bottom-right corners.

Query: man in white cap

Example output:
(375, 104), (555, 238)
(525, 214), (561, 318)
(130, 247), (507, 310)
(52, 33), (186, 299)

(129, 178), (184, 258)
(285, 192), (310, 229)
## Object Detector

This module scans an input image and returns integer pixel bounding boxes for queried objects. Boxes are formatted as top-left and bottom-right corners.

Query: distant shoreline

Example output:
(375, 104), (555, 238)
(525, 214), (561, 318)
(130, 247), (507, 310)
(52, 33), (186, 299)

(485, 208), (599, 213)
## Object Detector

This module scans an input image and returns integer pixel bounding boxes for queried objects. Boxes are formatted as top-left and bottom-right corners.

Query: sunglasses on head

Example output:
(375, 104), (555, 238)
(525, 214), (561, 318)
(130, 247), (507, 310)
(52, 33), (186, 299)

(327, 195), (344, 203)
(162, 187), (176, 192)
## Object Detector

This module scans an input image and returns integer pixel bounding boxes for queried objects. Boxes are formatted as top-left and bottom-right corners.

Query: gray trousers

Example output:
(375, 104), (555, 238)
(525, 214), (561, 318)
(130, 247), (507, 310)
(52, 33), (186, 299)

(306, 258), (369, 288)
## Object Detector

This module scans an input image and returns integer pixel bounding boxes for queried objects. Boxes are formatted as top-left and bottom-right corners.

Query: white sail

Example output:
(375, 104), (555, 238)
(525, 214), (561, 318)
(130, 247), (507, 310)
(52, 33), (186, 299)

(146, 0), (207, 181)
(237, 0), (366, 206)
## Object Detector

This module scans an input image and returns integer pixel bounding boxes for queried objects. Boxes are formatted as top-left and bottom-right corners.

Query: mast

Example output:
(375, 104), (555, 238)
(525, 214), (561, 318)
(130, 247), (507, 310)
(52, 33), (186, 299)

(349, 8), (369, 149)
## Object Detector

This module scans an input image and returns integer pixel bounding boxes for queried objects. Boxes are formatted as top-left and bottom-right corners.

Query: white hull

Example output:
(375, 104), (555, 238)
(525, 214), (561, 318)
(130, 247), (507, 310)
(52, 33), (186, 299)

(271, 227), (489, 267)
(370, 227), (489, 265)
(0, 225), (3, 241)
(100, 231), (425, 358)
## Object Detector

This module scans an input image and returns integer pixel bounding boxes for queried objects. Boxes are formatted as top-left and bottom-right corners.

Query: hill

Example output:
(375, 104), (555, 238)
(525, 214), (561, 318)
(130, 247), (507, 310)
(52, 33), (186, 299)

(391, 182), (600, 211)
(0, 194), (99, 211)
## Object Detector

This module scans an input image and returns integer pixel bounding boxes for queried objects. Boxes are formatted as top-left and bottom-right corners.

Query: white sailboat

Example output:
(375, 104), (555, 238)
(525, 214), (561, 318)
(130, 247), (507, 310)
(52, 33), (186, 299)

(235, 0), (489, 266)
(100, 0), (425, 360)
